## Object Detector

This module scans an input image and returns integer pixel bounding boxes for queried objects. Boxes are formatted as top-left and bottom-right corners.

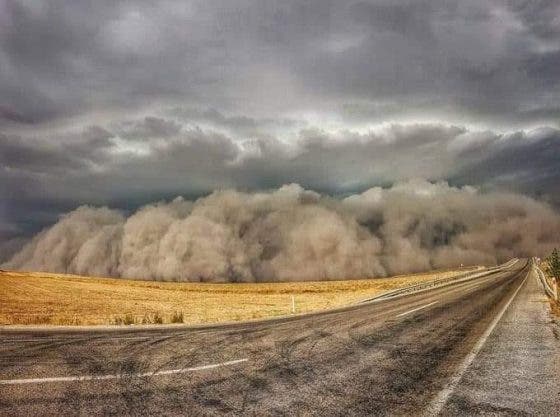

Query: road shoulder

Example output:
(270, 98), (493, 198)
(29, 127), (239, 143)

(442, 267), (560, 415)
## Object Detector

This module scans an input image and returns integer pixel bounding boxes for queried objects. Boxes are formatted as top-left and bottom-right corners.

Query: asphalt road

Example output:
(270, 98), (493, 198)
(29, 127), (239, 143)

(1, 259), (558, 416)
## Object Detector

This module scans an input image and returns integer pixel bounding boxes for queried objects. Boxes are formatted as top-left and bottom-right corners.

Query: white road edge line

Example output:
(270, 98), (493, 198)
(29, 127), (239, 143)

(362, 257), (519, 305)
(396, 301), (438, 318)
(0, 358), (248, 386)
(424, 272), (529, 416)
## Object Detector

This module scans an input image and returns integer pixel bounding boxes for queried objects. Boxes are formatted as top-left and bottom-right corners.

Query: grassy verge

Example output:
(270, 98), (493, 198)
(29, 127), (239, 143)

(0, 266), (481, 326)
(550, 301), (560, 317)
(538, 261), (560, 317)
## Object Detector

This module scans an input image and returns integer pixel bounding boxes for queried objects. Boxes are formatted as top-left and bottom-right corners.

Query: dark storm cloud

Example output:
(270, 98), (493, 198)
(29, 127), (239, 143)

(0, 126), (113, 173)
(449, 127), (560, 205)
(0, 133), (81, 172)
(169, 108), (303, 136)
(117, 117), (182, 140)
(1, 0), (559, 126)
(2, 117), (559, 242)
(1, 0), (559, 253)
(510, 0), (560, 41)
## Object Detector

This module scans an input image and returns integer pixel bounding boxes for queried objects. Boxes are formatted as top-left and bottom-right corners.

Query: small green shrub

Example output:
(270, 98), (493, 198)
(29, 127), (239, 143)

(123, 314), (135, 325)
(152, 312), (163, 324)
(171, 311), (184, 323)
(114, 314), (135, 325)
(548, 248), (560, 281)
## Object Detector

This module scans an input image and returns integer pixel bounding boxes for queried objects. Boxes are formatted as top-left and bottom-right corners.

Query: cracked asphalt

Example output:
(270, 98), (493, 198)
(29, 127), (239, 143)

(1, 259), (558, 416)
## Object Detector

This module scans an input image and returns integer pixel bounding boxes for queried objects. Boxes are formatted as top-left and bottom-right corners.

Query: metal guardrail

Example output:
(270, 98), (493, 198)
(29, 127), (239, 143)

(535, 263), (557, 301)
(360, 258), (519, 304)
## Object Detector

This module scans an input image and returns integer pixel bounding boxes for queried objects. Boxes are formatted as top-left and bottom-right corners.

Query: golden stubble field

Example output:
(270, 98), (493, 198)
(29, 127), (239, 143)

(0, 267), (481, 326)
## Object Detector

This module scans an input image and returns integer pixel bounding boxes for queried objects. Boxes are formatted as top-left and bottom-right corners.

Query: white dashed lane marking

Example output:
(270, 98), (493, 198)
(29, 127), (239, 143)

(0, 358), (249, 385)
(396, 301), (438, 318)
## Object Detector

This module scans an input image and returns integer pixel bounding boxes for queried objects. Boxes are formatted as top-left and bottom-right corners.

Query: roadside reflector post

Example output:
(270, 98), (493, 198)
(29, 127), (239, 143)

(291, 295), (296, 314)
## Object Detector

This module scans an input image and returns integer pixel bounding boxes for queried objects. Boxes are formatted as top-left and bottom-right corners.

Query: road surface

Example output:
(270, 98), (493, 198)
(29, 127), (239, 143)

(1, 259), (558, 416)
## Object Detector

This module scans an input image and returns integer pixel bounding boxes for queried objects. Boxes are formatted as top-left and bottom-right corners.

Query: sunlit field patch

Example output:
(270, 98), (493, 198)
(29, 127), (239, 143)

(0, 267), (481, 326)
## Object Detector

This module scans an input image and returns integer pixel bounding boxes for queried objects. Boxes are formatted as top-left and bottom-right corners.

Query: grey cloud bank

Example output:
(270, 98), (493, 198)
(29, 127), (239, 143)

(1, 0), (559, 127)
(2, 120), (560, 254)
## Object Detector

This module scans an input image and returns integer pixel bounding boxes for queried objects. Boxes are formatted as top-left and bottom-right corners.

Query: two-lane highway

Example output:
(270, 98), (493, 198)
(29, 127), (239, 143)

(1, 259), (556, 416)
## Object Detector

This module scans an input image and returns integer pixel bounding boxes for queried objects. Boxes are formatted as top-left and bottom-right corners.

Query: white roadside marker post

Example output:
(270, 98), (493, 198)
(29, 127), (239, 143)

(291, 295), (296, 314)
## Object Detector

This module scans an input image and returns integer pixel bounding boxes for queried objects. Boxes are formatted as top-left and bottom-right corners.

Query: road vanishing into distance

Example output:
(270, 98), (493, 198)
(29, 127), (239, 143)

(1, 259), (559, 416)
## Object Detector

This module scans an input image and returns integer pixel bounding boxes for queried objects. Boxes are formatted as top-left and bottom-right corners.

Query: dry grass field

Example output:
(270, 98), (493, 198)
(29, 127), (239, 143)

(0, 267), (481, 326)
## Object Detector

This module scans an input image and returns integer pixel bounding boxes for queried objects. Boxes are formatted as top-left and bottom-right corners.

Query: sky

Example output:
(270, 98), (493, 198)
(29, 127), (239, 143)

(1, 0), (560, 252)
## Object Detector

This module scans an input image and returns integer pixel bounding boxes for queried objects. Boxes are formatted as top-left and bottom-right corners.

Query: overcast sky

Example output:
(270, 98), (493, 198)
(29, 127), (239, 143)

(1, 0), (560, 245)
